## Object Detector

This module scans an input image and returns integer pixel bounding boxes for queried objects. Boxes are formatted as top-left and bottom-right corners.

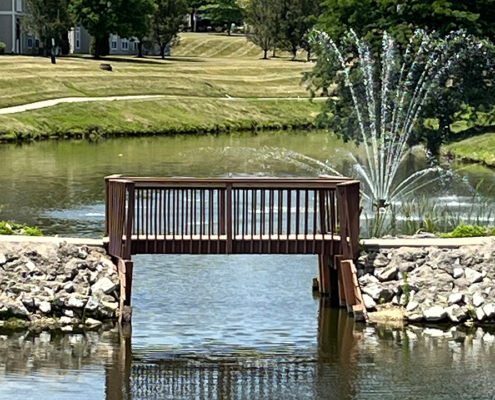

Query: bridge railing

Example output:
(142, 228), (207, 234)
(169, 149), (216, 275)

(105, 176), (359, 258)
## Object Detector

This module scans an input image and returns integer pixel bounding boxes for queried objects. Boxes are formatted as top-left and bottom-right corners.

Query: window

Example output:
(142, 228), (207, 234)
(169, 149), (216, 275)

(27, 35), (33, 49)
(75, 28), (80, 49)
(16, 0), (22, 11)
(111, 35), (117, 50)
(121, 39), (129, 50)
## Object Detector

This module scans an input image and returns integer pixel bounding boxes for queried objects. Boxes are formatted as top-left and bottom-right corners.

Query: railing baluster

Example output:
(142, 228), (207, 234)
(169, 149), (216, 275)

(287, 189), (292, 254)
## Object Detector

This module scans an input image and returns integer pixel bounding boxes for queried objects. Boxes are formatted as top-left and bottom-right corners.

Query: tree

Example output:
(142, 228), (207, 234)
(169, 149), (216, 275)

(118, 0), (154, 57)
(188, 0), (207, 31)
(245, 0), (275, 59)
(278, 0), (320, 60)
(70, 0), (120, 58)
(311, 0), (495, 154)
(199, 0), (243, 35)
(24, 0), (74, 54)
(151, 0), (188, 58)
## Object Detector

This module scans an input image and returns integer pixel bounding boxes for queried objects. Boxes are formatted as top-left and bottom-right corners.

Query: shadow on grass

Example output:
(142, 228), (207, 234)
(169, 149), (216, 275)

(65, 55), (205, 65)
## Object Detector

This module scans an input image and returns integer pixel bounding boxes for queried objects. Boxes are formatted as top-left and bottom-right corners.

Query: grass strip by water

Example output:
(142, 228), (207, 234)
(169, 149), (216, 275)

(444, 132), (495, 167)
(0, 98), (321, 142)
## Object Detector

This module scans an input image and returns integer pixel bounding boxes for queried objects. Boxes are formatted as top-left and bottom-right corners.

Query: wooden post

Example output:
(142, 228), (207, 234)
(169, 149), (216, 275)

(318, 254), (331, 296)
(339, 259), (366, 322)
(104, 174), (123, 238)
(335, 256), (346, 307)
(226, 183), (233, 254)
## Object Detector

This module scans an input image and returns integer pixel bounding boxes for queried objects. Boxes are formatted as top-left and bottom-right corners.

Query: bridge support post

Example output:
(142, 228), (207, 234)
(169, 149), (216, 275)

(117, 258), (134, 323)
(317, 254), (331, 296)
(337, 259), (367, 322)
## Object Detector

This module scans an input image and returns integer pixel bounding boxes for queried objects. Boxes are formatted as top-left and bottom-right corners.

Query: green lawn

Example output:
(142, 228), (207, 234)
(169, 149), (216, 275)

(0, 98), (321, 141)
(0, 33), (313, 109)
(0, 33), (319, 141)
(444, 132), (495, 166)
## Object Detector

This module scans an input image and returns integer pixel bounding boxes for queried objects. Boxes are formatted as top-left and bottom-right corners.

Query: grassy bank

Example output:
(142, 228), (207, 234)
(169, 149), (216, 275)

(0, 98), (321, 141)
(0, 42), (311, 109)
(444, 132), (495, 167)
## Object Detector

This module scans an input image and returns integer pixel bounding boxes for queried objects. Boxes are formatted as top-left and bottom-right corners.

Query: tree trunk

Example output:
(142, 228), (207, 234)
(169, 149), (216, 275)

(307, 47), (311, 61)
(292, 46), (297, 61)
(263, 49), (268, 59)
(137, 41), (143, 58)
(190, 10), (195, 31)
(272, 47), (276, 57)
(94, 39), (100, 59)
(160, 44), (166, 59)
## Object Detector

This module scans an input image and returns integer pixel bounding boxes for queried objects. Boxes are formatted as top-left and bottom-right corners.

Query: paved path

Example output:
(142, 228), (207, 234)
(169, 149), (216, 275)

(0, 95), (327, 115)
(0, 235), (103, 247)
(0, 234), (492, 250)
(362, 236), (493, 249)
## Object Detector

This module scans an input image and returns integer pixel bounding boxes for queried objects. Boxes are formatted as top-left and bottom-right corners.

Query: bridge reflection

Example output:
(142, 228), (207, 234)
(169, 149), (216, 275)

(105, 300), (365, 400)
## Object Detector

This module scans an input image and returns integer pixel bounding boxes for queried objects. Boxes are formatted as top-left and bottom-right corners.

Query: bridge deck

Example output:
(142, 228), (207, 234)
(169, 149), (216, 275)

(126, 234), (342, 255)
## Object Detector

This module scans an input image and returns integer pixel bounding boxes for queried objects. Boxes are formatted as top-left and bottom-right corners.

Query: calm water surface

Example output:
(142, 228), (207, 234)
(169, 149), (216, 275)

(1, 131), (495, 399)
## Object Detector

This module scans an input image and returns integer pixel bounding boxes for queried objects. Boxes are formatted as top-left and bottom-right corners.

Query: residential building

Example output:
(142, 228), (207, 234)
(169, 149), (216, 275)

(0, 0), (31, 54)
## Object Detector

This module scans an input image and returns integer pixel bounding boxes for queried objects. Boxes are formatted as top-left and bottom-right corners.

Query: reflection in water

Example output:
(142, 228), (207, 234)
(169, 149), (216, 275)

(3, 304), (495, 399)
(106, 300), (362, 400)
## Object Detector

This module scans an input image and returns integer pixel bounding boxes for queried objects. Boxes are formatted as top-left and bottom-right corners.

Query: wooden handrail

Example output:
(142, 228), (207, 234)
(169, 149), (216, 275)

(105, 176), (360, 258)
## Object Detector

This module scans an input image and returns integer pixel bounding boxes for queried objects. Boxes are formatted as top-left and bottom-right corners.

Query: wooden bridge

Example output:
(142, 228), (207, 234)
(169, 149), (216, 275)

(104, 175), (365, 319)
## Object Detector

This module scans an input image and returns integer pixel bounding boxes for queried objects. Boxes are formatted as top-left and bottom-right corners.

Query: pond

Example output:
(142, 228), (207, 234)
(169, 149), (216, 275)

(1, 130), (495, 399)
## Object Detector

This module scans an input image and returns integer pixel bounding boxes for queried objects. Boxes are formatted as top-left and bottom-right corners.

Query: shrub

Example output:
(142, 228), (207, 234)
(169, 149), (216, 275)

(0, 41), (6, 55)
(0, 221), (43, 236)
(442, 224), (494, 238)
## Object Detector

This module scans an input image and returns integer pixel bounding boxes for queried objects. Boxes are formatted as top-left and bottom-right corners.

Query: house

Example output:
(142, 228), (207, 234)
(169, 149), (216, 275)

(0, 0), (33, 54)
(69, 27), (143, 56)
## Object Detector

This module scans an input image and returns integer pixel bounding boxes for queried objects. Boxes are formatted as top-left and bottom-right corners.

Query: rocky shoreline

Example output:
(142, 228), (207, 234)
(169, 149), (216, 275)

(0, 241), (120, 331)
(360, 239), (495, 325)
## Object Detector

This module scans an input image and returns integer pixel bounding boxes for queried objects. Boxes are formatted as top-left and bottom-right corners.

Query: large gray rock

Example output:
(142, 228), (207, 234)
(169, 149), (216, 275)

(362, 294), (376, 310)
(91, 277), (117, 295)
(38, 301), (51, 314)
(448, 293), (464, 305)
(446, 305), (468, 323)
(66, 294), (87, 309)
(483, 304), (495, 319)
(0, 253), (6, 266)
(453, 268), (464, 279)
(475, 307), (486, 321)
(473, 292), (485, 308)
(423, 306), (447, 322)
(372, 253), (389, 268)
(378, 266), (398, 282)
(465, 268), (483, 284)
(359, 274), (379, 286)
(406, 312), (424, 322)
(406, 301), (419, 312)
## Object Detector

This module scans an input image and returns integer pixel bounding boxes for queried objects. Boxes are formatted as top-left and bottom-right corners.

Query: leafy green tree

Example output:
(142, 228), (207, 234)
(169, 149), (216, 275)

(70, 0), (120, 58)
(245, 0), (275, 58)
(188, 0), (207, 31)
(24, 0), (74, 54)
(151, 0), (188, 58)
(311, 0), (495, 154)
(278, 0), (320, 60)
(200, 0), (243, 35)
(118, 0), (154, 57)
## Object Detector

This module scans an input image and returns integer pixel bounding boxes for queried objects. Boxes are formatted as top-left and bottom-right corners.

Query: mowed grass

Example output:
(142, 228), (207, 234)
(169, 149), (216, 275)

(0, 98), (321, 141)
(0, 33), (313, 109)
(445, 133), (495, 166)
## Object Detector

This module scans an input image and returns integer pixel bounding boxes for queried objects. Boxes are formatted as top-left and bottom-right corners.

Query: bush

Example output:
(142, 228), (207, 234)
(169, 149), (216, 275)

(0, 221), (43, 236)
(0, 41), (6, 55)
(442, 224), (494, 238)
